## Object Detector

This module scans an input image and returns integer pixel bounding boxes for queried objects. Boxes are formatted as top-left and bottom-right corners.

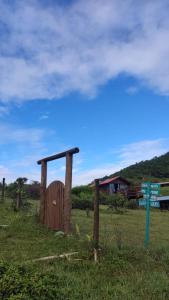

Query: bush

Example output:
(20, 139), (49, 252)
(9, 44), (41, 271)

(72, 194), (93, 210)
(108, 193), (127, 212)
(0, 261), (68, 300)
(126, 199), (138, 209)
(99, 192), (110, 205)
(72, 185), (93, 197)
(25, 181), (40, 199)
(72, 185), (93, 210)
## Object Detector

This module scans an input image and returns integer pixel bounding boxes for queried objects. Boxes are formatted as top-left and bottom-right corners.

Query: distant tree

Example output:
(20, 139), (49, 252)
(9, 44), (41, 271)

(16, 177), (28, 209)
(6, 177), (28, 210)
(26, 181), (40, 199)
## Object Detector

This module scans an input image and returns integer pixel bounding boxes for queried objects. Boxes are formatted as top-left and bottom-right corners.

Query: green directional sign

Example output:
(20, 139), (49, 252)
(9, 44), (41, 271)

(150, 195), (157, 201)
(141, 189), (149, 195)
(150, 190), (160, 196)
(141, 182), (150, 188)
(150, 183), (160, 190)
(141, 182), (161, 247)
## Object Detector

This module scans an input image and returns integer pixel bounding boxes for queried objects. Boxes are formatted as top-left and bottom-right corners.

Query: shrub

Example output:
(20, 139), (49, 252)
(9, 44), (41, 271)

(72, 194), (93, 210)
(126, 199), (138, 209)
(72, 185), (93, 197)
(72, 185), (94, 210)
(108, 193), (127, 212)
(0, 261), (68, 300)
(25, 181), (40, 199)
(99, 192), (110, 205)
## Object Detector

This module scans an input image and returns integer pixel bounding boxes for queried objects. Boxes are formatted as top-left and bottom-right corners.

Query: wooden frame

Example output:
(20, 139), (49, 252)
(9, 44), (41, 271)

(37, 147), (79, 234)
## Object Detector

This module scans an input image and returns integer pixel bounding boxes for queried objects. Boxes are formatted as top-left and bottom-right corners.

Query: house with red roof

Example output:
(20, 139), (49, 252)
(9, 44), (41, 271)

(99, 176), (130, 195)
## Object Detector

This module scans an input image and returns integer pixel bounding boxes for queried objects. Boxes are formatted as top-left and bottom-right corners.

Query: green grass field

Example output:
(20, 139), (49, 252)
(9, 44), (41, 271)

(1, 201), (169, 299)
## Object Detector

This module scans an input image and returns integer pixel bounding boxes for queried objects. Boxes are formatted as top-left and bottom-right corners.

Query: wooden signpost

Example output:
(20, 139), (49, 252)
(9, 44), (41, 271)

(37, 147), (79, 234)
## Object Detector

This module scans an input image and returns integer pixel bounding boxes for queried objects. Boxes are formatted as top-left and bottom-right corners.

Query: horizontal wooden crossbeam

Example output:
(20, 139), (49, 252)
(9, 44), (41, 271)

(37, 147), (79, 165)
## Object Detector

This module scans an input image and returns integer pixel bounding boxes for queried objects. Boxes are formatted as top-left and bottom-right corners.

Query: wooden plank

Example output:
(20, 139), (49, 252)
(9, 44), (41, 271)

(93, 179), (100, 249)
(64, 153), (73, 234)
(45, 181), (64, 230)
(37, 148), (79, 165)
(30, 252), (78, 262)
(40, 161), (47, 224)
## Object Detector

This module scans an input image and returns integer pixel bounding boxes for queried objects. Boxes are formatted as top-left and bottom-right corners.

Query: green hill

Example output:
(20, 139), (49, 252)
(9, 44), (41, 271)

(102, 152), (169, 184)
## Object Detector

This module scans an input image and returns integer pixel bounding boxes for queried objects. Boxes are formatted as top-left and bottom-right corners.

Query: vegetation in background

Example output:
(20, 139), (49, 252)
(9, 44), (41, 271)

(126, 199), (138, 209)
(100, 152), (169, 184)
(25, 181), (40, 199)
(6, 177), (29, 210)
(6, 180), (40, 203)
(160, 186), (169, 196)
(72, 185), (94, 210)
(107, 193), (127, 213)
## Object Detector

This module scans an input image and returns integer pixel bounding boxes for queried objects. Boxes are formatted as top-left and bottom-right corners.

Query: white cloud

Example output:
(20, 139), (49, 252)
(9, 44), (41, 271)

(0, 105), (9, 115)
(0, 0), (168, 101)
(40, 114), (49, 120)
(118, 139), (168, 166)
(0, 165), (12, 179)
(73, 164), (121, 186)
(126, 86), (139, 95)
(0, 124), (45, 148)
(0, 123), (48, 182)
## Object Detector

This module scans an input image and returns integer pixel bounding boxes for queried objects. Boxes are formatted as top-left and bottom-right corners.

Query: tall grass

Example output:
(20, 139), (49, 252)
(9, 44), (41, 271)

(1, 201), (169, 299)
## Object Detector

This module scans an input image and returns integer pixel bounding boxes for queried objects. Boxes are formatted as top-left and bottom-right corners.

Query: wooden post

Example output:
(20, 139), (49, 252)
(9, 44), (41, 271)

(64, 153), (73, 234)
(1, 178), (5, 202)
(16, 192), (20, 210)
(93, 179), (100, 249)
(40, 161), (47, 224)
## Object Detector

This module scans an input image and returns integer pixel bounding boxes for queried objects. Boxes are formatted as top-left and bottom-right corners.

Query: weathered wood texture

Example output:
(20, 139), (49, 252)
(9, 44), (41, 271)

(1, 178), (5, 202)
(40, 161), (47, 224)
(93, 179), (100, 249)
(45, 181), (64, 230)
(64, 153), (73, 234)
(37, 147), (79, 165)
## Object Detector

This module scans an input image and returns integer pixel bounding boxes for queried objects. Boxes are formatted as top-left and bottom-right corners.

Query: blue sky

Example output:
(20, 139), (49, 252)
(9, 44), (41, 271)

(0, 0), (169, 185)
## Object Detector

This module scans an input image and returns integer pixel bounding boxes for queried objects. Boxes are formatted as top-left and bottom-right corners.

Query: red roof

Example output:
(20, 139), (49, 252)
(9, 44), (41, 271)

(99, 176), (130, 186)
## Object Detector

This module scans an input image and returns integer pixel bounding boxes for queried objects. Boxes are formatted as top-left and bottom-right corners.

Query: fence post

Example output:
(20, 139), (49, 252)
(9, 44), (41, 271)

(64, 153), (73, 235)
(1, 178), (5, 202)
(40, 161), (47, 224)
(93, 179), (100, 250)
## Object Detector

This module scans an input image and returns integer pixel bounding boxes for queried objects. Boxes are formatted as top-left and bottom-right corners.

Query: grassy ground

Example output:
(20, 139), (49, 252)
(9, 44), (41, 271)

(1, 201), (169, 299)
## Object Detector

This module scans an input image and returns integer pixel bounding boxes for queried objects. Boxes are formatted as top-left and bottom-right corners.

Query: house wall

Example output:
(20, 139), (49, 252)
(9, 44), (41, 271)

(100, 179), (129, 195)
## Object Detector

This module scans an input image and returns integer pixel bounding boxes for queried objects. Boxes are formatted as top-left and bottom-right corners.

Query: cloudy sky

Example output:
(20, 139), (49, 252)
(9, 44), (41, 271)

(0, 0), (169, 185)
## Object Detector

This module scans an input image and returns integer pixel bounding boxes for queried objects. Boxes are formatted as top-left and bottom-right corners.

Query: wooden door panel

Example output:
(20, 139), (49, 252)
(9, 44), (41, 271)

(45, 181), (64, 230)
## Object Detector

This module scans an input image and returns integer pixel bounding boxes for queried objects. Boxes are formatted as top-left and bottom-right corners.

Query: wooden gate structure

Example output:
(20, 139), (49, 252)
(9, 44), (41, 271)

(37, 147), (79, 234)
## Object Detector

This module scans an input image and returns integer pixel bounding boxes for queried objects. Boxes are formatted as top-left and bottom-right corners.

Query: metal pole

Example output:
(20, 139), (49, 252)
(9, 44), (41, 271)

(144, 183), (150, 247)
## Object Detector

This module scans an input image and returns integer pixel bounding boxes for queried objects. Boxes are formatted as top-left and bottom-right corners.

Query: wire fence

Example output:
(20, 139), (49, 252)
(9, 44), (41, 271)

(71, 206), (169, 249)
